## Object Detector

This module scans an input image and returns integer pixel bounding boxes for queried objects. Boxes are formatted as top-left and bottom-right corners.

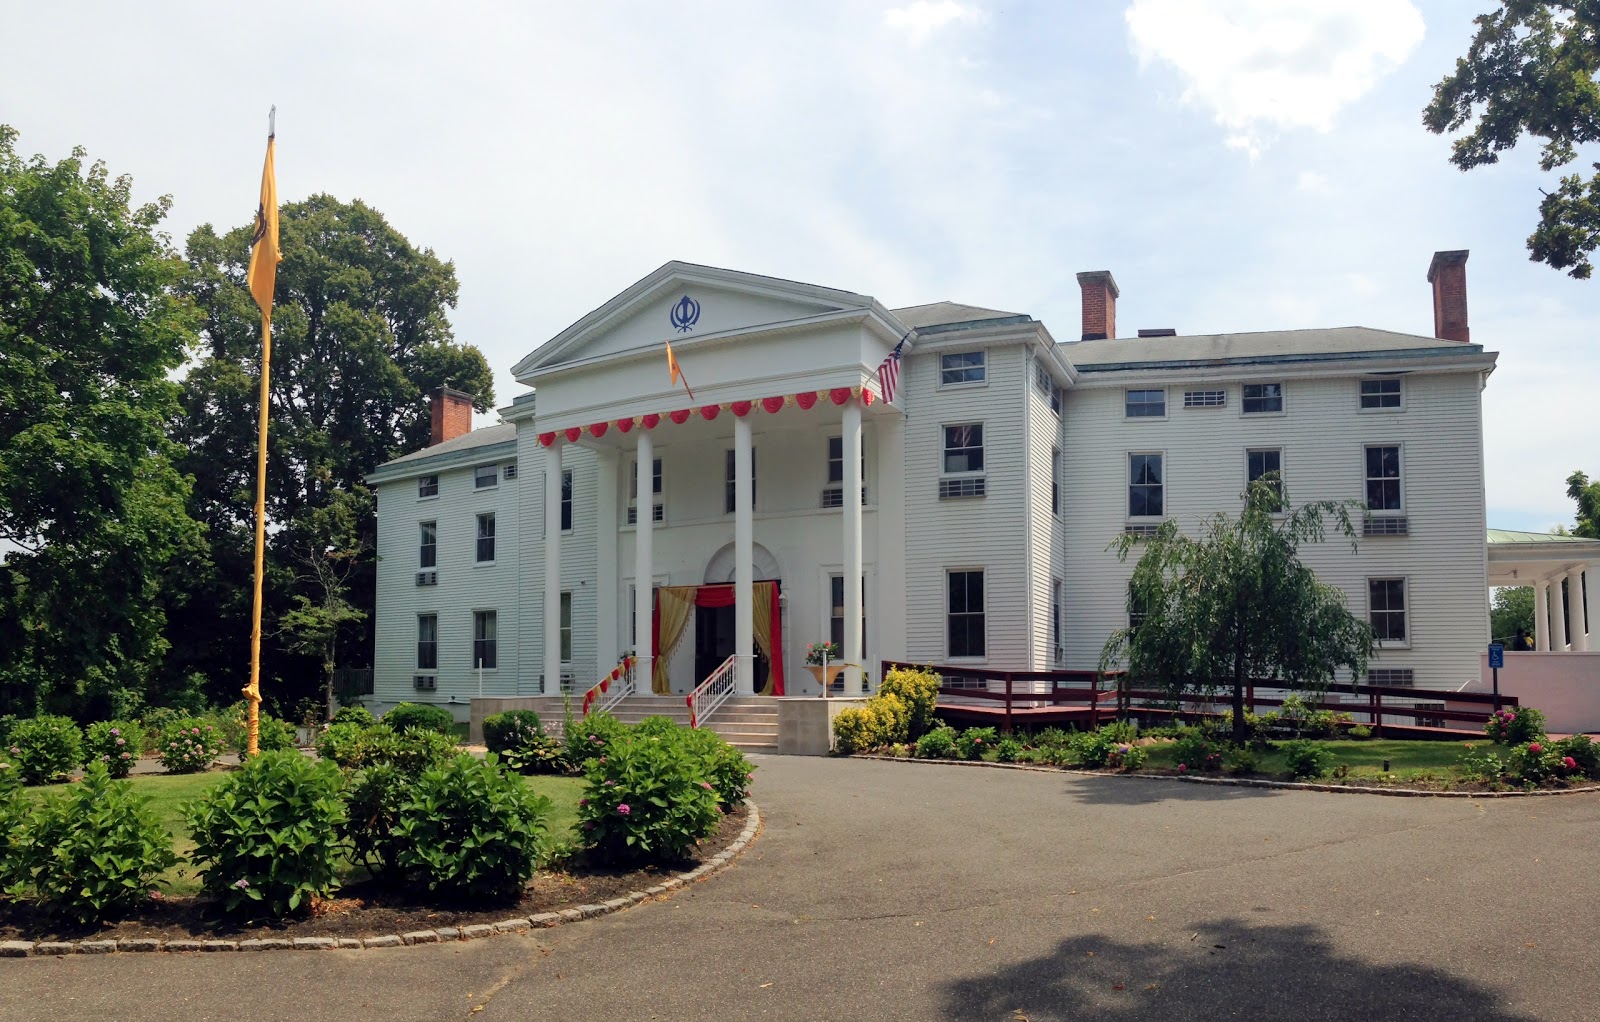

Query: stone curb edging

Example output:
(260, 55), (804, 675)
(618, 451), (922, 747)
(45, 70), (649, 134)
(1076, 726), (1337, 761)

(854, 753), (1600, 799)
(0, 801), (761, 959)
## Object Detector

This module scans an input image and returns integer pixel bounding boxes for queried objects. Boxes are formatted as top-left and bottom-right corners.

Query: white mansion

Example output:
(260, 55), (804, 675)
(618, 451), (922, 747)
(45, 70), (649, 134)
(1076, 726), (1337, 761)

(366, 253), (1508, 718)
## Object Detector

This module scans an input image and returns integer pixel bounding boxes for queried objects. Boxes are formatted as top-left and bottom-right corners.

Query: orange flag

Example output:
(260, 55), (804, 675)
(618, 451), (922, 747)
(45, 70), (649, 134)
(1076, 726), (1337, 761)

(666, 339), (694, 399)
(246, 125), (280, 318)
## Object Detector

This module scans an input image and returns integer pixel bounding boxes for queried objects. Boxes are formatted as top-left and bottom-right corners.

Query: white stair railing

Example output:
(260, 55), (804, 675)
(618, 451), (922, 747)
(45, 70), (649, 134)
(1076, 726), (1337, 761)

(686, 655), (737, 729)
(580, 655), (637, 716)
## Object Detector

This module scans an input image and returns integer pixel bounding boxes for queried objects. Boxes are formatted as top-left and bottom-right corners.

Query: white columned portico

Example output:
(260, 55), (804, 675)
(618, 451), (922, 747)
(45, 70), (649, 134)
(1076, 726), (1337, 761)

(543, 442), (563, 695)
(634, 431), (654, 690)
(733, 415), (755, 695)
(1535, 581), (1550, 651)
(1586, 564), (1597, 650)
(1568, 566), (1588, 652)
(595, 451), (620, 672)
(1552, 576), (1569, 651)
(842, 401), (864, 696)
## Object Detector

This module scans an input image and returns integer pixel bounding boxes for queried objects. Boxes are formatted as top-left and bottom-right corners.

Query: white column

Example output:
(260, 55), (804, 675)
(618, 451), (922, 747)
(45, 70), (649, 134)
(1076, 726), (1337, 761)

(1553, 575), (1569, 651)
(543, 442), (563, 696)
(1535, 581), (1550, 652)
(634, 431), (654, 691)
(595, 451), (620, 674)
(842, 401), (865, 696)
(1586, 563), (1597, 652)
(733, 415), (755, 695)
(1568, 566), (1588, 652)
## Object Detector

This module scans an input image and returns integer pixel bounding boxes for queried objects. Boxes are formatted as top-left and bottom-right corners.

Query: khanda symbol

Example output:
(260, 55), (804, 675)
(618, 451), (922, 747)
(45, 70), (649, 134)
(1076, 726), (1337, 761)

(670, 294), (701, 333)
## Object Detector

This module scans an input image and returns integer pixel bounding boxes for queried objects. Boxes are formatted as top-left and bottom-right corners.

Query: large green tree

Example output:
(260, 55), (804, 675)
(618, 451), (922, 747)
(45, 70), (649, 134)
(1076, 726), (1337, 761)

(168, 194), (494, 706)
(1491, 586), (1535, 644)
(1425, 2), (1600, 278)
(1100, 481), (1376, 743)
(0, 126), (204, 717)
(1567, 469), (1600, 537)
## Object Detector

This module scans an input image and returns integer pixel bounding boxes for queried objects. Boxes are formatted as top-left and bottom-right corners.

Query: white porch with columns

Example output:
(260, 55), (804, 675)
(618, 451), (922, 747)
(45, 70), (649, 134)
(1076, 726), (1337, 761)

(1488, 530), (1599, 653)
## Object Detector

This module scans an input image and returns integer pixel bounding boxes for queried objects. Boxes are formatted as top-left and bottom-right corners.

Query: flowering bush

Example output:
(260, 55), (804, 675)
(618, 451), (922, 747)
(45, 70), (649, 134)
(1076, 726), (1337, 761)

(803, 641), (843, 666)
(831, 706), (878, 755)
(1554, 734), (1600, 778)
(878, 668), (942, 739)
(1485, 706), (1546, 746)
(1106, 742), (1147, 771)
(159, 719), (223, 774)
(676, 725), (755, 809)
(914, 725), (959, 759)
(1171, 728), (1223, 773)
(578, 730), (720, 866)
(994, 737), (1023, 763)
(483, 710), (544, 752)
(563, 711), (629, 772)
(7, 715), (84, 785)
(394, 754), (551, 902)
(1071, 727), (1123, 768)
(186, 750), (345, 917)
(84, 720), (140, 779)
(1222, 746), (1259, 775)
(383, 702), (457, 736)
(8, 763), (177, 923)
(1282, 740), (1334, 779)
(956, 727), (999, 761)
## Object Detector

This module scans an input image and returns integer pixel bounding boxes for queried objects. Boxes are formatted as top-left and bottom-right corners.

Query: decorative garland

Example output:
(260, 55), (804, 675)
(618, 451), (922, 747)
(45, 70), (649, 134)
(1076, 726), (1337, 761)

(536, 385), (876, 448)
(580, 656), (638, 714)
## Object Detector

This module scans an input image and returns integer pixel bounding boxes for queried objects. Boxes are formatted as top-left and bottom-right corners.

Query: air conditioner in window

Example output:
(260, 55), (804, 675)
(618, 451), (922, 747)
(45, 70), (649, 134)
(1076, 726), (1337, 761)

(939, 477), (986, 499)
(413, 674), (437, 691)
(1363, 516), (1409, 537)
(416, 571), (438, 586)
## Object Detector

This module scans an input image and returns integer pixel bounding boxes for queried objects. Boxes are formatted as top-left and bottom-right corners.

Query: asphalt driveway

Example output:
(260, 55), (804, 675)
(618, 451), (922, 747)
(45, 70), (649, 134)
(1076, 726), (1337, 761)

(4, 756), (1598, 1022)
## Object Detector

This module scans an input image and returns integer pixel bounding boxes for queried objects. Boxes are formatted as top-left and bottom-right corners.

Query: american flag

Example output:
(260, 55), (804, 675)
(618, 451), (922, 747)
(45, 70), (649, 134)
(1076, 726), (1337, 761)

(877, 333), (908, 403)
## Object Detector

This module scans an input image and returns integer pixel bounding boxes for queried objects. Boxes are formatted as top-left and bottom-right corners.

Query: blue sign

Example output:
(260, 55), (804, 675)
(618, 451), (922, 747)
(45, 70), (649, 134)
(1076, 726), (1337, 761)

(670, 294), (701, 333)
(1488, 643), (1505, 669)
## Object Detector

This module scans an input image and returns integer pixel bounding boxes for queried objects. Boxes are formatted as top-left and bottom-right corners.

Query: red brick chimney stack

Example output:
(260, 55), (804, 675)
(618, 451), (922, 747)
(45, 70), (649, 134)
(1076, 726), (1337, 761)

(429, 387), (474, 446)
(1427, 250), (1470, 343)
(1076, 270), (1119, 341)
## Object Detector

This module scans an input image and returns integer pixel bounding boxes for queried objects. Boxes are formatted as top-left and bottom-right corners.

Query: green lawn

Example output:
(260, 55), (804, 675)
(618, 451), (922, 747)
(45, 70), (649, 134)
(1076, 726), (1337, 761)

(1139, 738), (1478, 782)
(23, 769), (586, 897)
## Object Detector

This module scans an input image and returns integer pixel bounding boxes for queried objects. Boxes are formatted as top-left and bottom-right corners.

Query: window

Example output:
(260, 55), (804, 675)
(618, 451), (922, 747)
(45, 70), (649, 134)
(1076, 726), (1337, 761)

(943, 424), (984, 474)
(1242, 383), (1283, 414)
(560, 592), (573, 663)
(561, 469), (573, 532)
(418, 475), (438, 498)
(1246, 449), (1282, 509)
(828, 436), (844, 484)
(940, 351), (986, 385)
(829, 575), (868, 653)
(823, 437), (867, 507)
(1360, 378), (1402, 409)
(1369, 578), (1407, 643)
(474, 464), (498, 489)
(1365, 445), (1402, 511)
(628, 457), (664, 524)
(416, 614), (437, 670)
(947, 570), (986, 658)
(472, 610), (497, 669)
(724, 448), (757, 514)
(1050, 579), (1063, 661)
(1129, 453), (1164, 517)
(1035, 365), (1061, 413)
(419, 521), (437, 568)
(1183, 390), (1226, 408)
(1125, 389), (1166, 417)
(503, 462), (518, 480)
(1129, 589), (1150, 633)
(1051, 447), (1061, 515)
(476, 512), (495, 562)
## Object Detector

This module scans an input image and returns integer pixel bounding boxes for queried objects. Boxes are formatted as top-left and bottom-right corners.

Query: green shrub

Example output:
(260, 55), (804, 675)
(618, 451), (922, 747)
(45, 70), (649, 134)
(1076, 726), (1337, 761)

(186, 750), (345, 917)
(331, 705), (375, 727)
(84, 720), (140, 779)
(384, 702), (456, 736)
(1554, 735), (1600, 779)
(138, 707), (184, 754)
(994, 737), (1023, 763)
(0, 750), (27, 888)
(1485, 706), (1546, 746)
(502, 734), (566, 775)
(956, 727), (999, 761)
(7, 716), (84, 785)
(394, 754), (551, 902)
(1071, 728), (1118, 768)
(564, 711), (629, 771)
(158, 718), (224, 773)
(1171, 728), (1223, 772)
(1098, 720), (1139, 743)
(1283, 740), (1334, 779)
(578, 732), (720, 866)
(0, 715), (16, 747)
(255, 713), (299, 753)
(914, 725), (958, 759)
(9, 763), (177, 922)
(879, 667), (941, 738)
(678, 726), (755, 809)
(1458, 744), (1505, 784)
(1348, 724), (1373, 741)
(484, 710), (544, 753)
(214, 702), (296, 755)
(631, 715), (679, 739)
(831, 706), (879, 755)
(1222, 746), (1259, 775)
(871, 693), (912, 745)
(1503, 739), (1571, 785)
(340, 762), (410, 880)
(1033, 727), (1072, 752)
(1106, 742), (1146, 771)
(316, 721), (370, 768)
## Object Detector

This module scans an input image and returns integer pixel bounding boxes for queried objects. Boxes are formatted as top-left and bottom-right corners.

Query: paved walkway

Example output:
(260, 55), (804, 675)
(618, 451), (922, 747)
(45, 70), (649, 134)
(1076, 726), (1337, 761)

(5, 756), (1599, 1021)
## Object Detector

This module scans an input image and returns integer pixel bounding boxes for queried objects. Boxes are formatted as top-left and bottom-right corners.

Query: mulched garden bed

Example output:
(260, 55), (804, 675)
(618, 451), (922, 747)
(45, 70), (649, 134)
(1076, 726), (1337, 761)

(0, 807), (747, 943)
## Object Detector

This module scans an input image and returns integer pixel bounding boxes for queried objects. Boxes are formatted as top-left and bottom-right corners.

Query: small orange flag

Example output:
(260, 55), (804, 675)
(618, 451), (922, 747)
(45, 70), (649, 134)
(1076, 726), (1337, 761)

(666, 339), (694, 399)
(245, 128), (280, 319)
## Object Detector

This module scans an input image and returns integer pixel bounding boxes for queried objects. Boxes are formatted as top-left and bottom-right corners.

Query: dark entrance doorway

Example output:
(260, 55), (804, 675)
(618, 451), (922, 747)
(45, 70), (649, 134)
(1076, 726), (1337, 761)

(694, 603), (769, 688)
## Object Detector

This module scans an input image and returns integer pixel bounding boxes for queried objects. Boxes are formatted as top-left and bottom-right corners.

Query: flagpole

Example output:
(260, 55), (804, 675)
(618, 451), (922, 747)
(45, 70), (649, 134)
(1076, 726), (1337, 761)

(245, 308), (271, 759)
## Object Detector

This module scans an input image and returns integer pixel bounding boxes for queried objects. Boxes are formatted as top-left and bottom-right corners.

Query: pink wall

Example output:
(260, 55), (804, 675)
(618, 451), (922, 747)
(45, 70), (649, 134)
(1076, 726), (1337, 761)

(1475, 652), (1600, 734)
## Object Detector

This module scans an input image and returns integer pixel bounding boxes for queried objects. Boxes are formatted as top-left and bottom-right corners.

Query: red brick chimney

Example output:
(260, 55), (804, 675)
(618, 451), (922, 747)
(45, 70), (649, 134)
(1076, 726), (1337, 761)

(429, 387), (474, 446)
(1076, 270), (1119, 341)
(1427, 250), (1470, 342)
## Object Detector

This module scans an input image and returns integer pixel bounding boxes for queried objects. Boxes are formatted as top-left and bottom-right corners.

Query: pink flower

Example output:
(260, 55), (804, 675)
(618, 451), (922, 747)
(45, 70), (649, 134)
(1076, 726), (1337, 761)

(700, 781), (713, 790)
(578, 798), (588, 807)
(1529, 742), (1543, 754)
(1564, 756), (1578, 770)
(1178, 763), (1188, 773)
(617, 804), (631, 816)
(604, 779), (616, 786)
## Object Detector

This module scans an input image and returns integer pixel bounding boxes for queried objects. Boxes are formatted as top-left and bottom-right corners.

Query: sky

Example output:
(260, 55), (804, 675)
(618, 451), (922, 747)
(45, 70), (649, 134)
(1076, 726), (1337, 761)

(1, 0), (1592, 532)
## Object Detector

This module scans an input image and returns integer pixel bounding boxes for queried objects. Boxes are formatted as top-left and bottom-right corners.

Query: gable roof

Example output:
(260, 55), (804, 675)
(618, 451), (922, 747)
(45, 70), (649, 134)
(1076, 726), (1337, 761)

(1063, 326), (1489, 372)
(890, 301), (1023, 329)
(366, 423), (516, 483)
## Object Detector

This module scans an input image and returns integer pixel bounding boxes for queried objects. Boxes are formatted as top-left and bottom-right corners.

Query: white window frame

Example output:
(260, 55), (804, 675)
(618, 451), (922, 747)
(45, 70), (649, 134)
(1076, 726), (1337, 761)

(941, 422), (985, 477)
(417, 474), (439, 499)
(627, 456), (665, 526)
(939, 350), (987, 387)
(471, 609), (499, 671)
(419, 520), (437, 569)
(627, 574), (671, 648)
(1128, 451), (1165, 520)
(475, 512), (496, 565)
(1359, 377), (1404, 412)
(1050, 446), (1061, 517)
(1182, 389), (1227, 409)
(1367, 577), (1410, 648)
(945, 568), (988, 662)
(474, 464), (499, 489)
(1364, 443), (1404, 514)
(823, 570), (870, 661)
(724, 447), (757, 515)
(1035, 364), (1062, 414)
(1124, 388), (1167, 419)
(1050, 578), (1063, 665)
(560, 591), (573, 665)
(1245, 448), (1284, 509)
(416, 613), (438, 671)
(1241, 382), (1285, 416)
(561, 469), (574, 534)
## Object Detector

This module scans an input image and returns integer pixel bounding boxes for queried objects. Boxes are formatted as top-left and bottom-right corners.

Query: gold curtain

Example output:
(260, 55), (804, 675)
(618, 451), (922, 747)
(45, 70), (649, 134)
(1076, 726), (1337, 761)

(652, 586), (696, 693)
(752, 581), (775, 696)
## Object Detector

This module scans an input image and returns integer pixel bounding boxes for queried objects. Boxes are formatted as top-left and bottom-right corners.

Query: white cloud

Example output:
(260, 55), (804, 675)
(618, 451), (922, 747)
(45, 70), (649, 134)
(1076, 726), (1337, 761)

(883, 1), (984, 47)
(1297, 170), (1330, 193)
(1125, 0), (1425, 155)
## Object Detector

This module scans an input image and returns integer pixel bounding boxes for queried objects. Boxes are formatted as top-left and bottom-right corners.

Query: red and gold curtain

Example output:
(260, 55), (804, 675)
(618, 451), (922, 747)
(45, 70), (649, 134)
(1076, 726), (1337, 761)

(652, 582), (784, 696)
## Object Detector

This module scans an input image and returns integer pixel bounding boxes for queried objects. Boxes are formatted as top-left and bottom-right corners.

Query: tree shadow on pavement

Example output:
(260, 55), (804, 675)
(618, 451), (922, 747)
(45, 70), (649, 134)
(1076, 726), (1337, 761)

(941, 917), (1534, 1022)
(1064, 775), (1284, 806)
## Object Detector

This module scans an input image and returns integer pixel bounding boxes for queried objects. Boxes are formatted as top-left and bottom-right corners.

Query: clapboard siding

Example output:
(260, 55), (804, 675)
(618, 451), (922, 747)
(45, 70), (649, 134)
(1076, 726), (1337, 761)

(1060, 369), (1490, 690)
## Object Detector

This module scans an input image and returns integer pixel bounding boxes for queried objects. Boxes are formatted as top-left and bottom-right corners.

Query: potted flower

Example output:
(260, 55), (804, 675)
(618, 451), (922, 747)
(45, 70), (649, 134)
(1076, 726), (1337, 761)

(804, 641), (844, 694)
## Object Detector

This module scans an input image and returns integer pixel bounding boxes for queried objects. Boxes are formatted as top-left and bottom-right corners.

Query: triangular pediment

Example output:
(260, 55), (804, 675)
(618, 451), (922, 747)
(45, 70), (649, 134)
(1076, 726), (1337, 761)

(513, 261), (882, 378)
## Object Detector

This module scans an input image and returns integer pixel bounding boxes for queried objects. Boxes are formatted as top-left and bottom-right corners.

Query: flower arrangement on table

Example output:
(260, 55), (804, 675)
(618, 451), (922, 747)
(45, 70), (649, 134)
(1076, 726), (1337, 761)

(804, 641), (843, 667)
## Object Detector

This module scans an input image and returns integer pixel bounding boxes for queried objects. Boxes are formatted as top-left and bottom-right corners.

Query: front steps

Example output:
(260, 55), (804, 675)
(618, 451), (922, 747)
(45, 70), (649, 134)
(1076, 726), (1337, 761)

(481, 694), (779, 751)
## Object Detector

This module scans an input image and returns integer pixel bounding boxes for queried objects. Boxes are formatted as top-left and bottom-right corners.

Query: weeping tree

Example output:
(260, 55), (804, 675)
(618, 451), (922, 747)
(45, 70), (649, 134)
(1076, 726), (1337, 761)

(1099, 479), (1376, 744)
